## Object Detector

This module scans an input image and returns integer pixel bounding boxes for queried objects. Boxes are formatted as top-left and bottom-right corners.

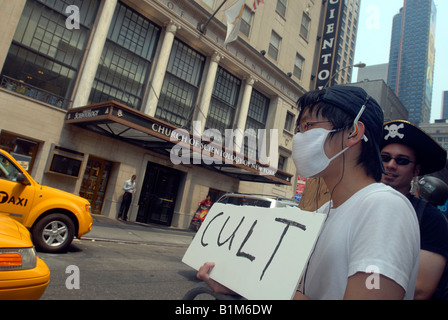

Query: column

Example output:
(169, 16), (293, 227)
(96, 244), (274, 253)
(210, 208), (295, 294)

(72, 0), (117, 108)
(143, 21), (180, 117)
(0, 0), (26, 71)
(194, 52), (223, 135)
(234, 76), (255, 152)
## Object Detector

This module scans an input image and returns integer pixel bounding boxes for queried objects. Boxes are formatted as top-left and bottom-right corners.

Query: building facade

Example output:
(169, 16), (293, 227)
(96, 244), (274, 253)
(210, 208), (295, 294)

(420, 121), (448, 152)
(348, 80), (408, 122)
(357, 63), (388, 83)
(0, 0), (323, 229)
(387, 0), (436, 125)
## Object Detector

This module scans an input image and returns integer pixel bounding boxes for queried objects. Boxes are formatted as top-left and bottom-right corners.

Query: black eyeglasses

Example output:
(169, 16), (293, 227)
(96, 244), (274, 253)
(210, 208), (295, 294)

(381, 154), (415, 166)
(297, 120), (332, 133)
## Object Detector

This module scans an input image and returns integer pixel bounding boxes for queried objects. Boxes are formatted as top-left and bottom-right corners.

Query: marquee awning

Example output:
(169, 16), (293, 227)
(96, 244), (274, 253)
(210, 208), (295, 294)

(65, 101), (292, 185)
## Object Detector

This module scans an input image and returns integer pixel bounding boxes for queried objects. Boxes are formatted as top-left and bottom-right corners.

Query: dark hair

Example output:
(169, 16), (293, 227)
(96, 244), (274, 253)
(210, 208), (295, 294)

(296, 90), (383, 181)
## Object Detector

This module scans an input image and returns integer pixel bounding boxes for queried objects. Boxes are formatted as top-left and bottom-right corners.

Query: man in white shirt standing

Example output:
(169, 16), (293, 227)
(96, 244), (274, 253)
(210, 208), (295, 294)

(118, 174), (136, 222)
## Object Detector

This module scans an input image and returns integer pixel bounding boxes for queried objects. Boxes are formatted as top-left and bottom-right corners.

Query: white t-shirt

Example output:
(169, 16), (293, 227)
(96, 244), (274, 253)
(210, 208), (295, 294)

(302, 183), (420, 300)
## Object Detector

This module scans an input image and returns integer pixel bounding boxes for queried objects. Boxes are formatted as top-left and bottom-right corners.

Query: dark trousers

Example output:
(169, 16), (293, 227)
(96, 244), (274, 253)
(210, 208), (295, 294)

(118, 192), (132, 220)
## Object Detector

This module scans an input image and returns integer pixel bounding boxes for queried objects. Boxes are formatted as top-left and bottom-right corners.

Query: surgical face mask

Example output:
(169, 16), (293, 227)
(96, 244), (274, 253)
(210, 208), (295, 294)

(292, 128), (349, 178)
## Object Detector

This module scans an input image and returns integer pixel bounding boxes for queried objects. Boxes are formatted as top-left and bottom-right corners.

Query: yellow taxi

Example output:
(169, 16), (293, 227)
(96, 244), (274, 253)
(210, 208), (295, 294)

(0, 148), (93, 253)
(0, 215), (50, 299)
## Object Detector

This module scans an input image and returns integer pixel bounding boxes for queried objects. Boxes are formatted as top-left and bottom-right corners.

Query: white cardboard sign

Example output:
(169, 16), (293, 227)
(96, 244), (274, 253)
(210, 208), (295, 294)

(182, 203), (326, 300)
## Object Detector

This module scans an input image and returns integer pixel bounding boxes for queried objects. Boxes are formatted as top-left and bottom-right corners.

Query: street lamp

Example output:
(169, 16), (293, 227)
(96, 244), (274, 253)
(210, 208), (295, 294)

(324, 62), (366, 88)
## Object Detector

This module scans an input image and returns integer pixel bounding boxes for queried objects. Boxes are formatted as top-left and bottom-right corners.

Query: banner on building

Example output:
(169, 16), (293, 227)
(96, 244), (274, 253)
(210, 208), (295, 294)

(295, 176), (307, 202)
(314, 0), (344, 89)
(224, 0), (245, 45)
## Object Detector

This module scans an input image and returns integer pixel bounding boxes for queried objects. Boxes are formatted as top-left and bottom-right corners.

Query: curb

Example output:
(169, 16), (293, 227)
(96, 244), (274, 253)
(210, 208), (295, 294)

(80, 236), (191, 247)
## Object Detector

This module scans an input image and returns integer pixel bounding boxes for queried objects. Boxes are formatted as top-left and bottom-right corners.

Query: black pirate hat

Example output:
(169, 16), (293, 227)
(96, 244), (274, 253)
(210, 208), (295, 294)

(381, 120), (447, 175)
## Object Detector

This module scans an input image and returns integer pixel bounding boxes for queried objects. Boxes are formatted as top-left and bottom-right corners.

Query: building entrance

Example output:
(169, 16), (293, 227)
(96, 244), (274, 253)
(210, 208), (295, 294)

(136, 162), (182, 226)
(79, 157), (112, 214)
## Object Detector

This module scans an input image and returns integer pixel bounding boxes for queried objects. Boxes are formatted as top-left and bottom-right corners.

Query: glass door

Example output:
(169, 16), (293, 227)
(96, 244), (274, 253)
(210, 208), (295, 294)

(79, 157), (112, 214)
(137, 162), (182, 226)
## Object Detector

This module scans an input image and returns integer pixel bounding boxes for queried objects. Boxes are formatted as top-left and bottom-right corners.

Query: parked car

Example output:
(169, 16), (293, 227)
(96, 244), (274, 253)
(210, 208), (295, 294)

(0, 148), (93, 253)
(0, 215), (50, 299)
(216, 193), (299, 208)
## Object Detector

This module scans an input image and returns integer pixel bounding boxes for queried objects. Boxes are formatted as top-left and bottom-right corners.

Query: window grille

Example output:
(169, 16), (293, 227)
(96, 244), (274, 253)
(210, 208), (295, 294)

(205, 67), (241, 133)
(155, 39), (205, 128)
(90, 2), (160, 110)
(244, 89), (270, 159)
(0, 0), (99, 109)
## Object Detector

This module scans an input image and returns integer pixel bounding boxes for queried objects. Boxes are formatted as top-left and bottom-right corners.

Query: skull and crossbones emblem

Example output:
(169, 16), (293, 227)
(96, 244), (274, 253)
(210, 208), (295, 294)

(384, 123), (405, 140)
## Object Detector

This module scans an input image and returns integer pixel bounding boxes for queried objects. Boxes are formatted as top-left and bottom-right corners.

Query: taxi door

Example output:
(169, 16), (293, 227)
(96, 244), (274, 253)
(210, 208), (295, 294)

(0, 153), (34, 223)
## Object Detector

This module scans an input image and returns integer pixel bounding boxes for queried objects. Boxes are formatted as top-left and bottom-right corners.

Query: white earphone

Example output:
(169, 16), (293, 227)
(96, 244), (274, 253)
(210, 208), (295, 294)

(348, 103), (368, 142)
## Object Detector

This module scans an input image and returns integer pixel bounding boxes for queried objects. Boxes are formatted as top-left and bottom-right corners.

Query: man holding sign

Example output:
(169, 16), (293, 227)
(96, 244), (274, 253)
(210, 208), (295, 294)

(184, 203), (326, 300)
(194, 86), (420, 300)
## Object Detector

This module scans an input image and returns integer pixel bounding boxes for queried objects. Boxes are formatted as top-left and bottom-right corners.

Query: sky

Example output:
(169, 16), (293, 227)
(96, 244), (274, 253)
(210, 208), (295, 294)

(352, 0), (448, 122)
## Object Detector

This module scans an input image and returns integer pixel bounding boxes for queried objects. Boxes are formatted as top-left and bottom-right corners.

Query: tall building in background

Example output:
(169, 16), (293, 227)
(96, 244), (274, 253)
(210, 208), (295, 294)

(441, 91), (448, 120)
(387, 0), (436, 125)
(387, 8), (403, 95)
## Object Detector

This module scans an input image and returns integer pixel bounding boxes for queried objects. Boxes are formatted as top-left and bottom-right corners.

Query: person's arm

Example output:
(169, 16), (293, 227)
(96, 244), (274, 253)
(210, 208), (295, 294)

(293, 273), (405, 300)
(293, 291), (310, 300)
(343, 272), (405, 300)
(414, 250), (447, 300)
(123, 180), (129, 191)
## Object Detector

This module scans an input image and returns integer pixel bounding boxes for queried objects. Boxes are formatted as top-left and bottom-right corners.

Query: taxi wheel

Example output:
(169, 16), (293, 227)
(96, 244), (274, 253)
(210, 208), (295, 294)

(32, 214), (75, 253)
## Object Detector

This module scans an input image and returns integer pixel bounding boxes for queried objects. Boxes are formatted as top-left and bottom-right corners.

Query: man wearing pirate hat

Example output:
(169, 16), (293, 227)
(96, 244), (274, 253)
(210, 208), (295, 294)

(381, 120), (448, 300)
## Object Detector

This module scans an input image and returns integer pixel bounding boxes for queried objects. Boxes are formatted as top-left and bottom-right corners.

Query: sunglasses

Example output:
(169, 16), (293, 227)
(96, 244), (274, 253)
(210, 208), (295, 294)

(381, 154), (415, 166)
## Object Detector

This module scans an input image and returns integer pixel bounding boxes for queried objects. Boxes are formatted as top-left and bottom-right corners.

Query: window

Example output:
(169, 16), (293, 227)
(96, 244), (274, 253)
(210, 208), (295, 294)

(293, 54), (305, 79)
(299, 13), (311, 40)
(0, 154), (22, 182)
(276, 0), (287, 17)
(244, 89), (270, 159)
(278, 155), (287, 171)
(90, 2), (160, 110)
(156, 39), (205, 128)
(1, 0), (99, 109)
(240, 6), (253, 37)
(268, 31), (281, 60)
(206, 67), (241, 133)
(0, 133), (39, 173)
(47, 146), (84, 178)
(284, 112), (295, 132)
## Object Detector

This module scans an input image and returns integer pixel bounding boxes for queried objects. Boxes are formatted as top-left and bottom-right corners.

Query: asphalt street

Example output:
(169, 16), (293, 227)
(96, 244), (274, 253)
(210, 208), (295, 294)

(38, 215), (200, 300)
(84, 214), (196, 247)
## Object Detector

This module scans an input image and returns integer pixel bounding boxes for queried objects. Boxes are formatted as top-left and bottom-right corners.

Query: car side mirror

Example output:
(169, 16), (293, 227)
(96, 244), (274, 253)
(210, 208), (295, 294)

(16, 173), (30, 185)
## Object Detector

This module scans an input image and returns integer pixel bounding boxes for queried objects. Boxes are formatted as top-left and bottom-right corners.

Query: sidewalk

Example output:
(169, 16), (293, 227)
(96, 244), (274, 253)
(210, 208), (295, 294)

(81, 214), (195, 247)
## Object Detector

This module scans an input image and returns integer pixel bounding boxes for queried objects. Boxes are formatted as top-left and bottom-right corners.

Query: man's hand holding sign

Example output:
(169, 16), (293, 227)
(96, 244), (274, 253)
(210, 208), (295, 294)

(182, 203), (326, 300)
